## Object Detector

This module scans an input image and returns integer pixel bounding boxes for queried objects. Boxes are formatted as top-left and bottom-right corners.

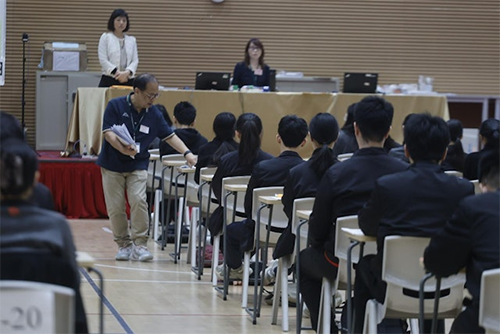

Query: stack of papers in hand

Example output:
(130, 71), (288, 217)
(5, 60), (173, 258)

(111, 124), (138, 153)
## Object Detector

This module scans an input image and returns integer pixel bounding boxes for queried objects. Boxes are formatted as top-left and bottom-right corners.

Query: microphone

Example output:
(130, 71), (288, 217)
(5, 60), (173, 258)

(22, 33), (29, 43)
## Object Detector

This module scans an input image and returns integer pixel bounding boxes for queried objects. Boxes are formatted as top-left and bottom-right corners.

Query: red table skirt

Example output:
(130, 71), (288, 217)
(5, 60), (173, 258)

(39, 161), (108, 219)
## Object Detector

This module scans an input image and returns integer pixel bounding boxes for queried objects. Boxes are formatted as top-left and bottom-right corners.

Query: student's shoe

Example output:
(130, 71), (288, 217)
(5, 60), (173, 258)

(115, 245), (132, 261)
(215, 264), (252, 281)
(130, 245), (153, 262)
(261, 259), (278, 286)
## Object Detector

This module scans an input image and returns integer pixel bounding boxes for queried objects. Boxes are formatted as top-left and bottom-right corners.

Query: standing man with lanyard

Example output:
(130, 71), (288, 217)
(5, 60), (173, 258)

(97, 73), (197, 262)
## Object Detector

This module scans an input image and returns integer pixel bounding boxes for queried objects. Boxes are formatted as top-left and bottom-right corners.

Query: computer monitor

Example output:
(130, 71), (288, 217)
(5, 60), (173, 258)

(195, 72), (231, 91)
(342, 73), (378, 93)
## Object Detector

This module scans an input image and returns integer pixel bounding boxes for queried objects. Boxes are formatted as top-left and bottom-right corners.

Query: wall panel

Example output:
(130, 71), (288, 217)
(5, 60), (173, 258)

(1, 0), (498, 147)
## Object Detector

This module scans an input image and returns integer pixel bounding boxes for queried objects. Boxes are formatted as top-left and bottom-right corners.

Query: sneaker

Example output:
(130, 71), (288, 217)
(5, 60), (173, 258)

(303, 304), (310, 318)
(261, 259), (278, 286)
(215, 264), (252, 281)
(115, 245), (132, 261)
(130, 245), (153, 262)
(287, 282), (297, 305)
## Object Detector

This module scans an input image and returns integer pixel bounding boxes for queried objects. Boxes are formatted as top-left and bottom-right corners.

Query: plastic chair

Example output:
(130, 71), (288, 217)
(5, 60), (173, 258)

(471, 179), (481, 194)
(213, 176), (250, 293)
(244, 186), (287, 325)
(479, 268), (500, 334)
(444, 170), (463, 178)
(0, 280), (75, 334)
(363, 236), (465, 334)
(291, 197), (315, 334)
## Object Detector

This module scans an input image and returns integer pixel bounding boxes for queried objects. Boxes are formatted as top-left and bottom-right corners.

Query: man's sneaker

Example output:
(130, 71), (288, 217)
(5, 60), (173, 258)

(130, 245), (153, 262)
(115, 245), (132, 261)
(261, 259), (278, 286)
(215, 264), (252, 281)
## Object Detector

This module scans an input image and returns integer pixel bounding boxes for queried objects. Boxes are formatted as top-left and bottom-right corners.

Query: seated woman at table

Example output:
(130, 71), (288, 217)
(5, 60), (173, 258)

(232, 38), (271, 89)
(463, 118), (499, 180)
(0, 138), (88, 333)
(195, 111), (239, 184)
(98, 8), (138, 87)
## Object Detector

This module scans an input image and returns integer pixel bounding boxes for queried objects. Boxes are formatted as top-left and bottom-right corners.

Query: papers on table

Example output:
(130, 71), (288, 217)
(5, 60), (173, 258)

(111, 124), (138, 157)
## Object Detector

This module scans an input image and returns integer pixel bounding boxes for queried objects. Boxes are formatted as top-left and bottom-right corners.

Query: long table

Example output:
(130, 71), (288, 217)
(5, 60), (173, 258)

(65, 88), (449, 157)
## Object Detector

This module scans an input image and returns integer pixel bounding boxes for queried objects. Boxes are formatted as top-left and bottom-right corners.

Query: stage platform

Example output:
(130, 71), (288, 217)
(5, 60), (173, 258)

(38, 151), (108, 219)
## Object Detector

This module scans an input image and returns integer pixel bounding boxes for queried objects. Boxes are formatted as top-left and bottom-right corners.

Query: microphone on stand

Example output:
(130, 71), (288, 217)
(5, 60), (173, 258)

(22, 32), (29, 43)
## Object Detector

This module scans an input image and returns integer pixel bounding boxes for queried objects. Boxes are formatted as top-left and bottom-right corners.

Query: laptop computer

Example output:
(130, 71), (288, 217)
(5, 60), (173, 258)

(195, 72), (231, 90)
(342, 73), (378, 93)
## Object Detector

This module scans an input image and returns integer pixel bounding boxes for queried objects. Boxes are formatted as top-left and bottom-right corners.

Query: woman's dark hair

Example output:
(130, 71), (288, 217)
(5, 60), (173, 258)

(107, 9), (130, 32)
(0, 139), (38, 197)
(212, 112), (237, 164)
(445, 119), (465, 171)
(309, 113), (339, 177)
(342, 103), (356, 135)
(447, 119), (463, 142)
(236, 113), (263, 165)
(244, 38), (265, 68)
(156, 104), (173, 127)
(480, 118), (500, 149)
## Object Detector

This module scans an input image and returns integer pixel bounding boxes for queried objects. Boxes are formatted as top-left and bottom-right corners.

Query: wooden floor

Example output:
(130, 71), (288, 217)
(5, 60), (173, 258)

(71, 219), (313, 334)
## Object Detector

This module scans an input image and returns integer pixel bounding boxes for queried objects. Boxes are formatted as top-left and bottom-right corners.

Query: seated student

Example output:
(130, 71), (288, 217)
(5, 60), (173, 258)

(194, 112), (239, 184)
(299, 96), (408, 332)
(332, 103), (358, 158)
(442, 119), (467, 172)
(160, 101), (208, 156)
(0, 139), (88, 333)
(0, 111), (55, 211)
(424, 151), (499, 334)
(208, 113), (273, 250)
(388, 113), (416, 163)
(274, 112), (340, 260)
(354, 113), (474, 334)
(215, 115), (308, 280)
(463, 118), (499, 180)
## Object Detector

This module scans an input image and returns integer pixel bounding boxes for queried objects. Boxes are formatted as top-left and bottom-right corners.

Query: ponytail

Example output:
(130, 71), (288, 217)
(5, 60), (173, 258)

(480, 118), (500, 149)
(308, 113), (339, 178)
(236, 113), (262, 166)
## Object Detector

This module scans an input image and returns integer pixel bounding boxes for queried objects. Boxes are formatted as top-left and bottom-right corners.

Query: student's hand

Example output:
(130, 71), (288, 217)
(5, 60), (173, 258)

(185, 153), (197, 167)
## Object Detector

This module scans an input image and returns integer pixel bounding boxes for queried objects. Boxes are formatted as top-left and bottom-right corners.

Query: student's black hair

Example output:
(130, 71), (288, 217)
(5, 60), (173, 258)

(309, 113), (339, 177)
(354, 96), (394, 143)
(212, 112), (238, 164)
(278, 115), (308, 148)
(133, 73), (158, 91)
(478, 150), (499, 189)
(404, 113), (450, 162)
(173, 101), (196, 125)
(447, 119), (463, 142)
(236, 113), (263, 166)
(0, 111), (24, 142)
(155, 104), (173, 127)
(107, 8), (130, 32)
(0, 139), (38, 197)
(479, 118), (500, 149)
(341, 103), (356, 135)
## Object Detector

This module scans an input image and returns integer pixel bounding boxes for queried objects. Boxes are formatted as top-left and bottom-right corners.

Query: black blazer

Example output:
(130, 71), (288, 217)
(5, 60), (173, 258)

(243, 151), (304, 218)
(424, 191), (500, 308)
(359, 161), (475, 275)
(274, 148), (339, 258)
(160, 128), (208, 156)
(463, 147), (496, 180)
(212, 149), (274, 202)
(332, 129), (358, 157)
(308, 147), (408, 261)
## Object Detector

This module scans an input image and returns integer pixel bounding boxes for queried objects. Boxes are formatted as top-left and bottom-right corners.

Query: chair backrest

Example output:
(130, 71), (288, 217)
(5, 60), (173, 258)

(479, 268), (500, 333)
(199, 167), (218, 213)
(0, 280), (75, 333)
(382, 236), (465, 318)
(444, 170), (463, 178)
(470, 179), (481, 195)
(335, 215), (377, 287)
(221, 176), (251, 221)
(291, 197), (315, 252)
(337, 153), (354, 162)
(251, 186), (287, 246)
(161, 154), (187, 194)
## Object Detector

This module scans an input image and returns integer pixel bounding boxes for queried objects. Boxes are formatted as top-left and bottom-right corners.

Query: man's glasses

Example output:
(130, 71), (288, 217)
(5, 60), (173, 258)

(143, 91), (160, 100)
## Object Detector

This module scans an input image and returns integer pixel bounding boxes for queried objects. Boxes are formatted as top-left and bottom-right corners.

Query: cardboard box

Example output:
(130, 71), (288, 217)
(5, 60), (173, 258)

(42, 42), (87, 71)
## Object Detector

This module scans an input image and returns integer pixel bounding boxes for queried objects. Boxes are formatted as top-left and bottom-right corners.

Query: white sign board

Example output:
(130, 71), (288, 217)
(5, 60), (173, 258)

(0, 0), (6, 86)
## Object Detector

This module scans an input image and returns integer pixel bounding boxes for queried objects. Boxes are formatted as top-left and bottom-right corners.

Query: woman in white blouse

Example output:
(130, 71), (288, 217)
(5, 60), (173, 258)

(98, 9), (138, 87)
